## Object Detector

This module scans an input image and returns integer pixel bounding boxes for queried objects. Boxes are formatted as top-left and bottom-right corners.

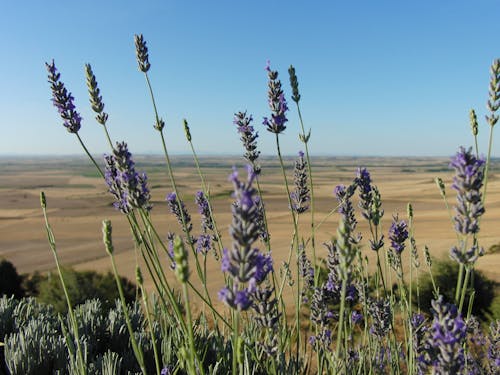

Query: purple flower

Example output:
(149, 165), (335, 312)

(134, 34), (151, 73)
(368, 297), (392, 338)
(195, 234), (211, 254)
(219, 167), (273, 311)
(263, 61), (288, 134)
(46, 60), (82, 133)
(388, 215), (408, 254)
(234, 111), (260, 173)
(104, 142), (151, 214)
(487, 321), (500, 371)
(166, 192), (193, 236)
(290, 151), (310, 214)
(450, 146), (485, 235)
(426, 296), (467, 374)
(218, 286), (252, 311)
(195, 191), (214, 232)
(351, 310), (363, 325)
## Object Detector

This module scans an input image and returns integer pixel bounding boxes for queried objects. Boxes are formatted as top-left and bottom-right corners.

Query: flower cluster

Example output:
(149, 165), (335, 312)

(424, 296), (467, 374)
(195, 191), (214, 233)
(85, 64), (108, 126)
(219, 167), (273, 311)
(263, 61), (288, 134)
(104, 142), (151, 214)
(46, 60), (82, 133)
(134, 34), (151, 73)
(166, 192), (193, 237)
(290, 151), (310, 214)
(450, 146), (485, 235)
(234, 111), (260, 173)
(388, 215), (408, 254)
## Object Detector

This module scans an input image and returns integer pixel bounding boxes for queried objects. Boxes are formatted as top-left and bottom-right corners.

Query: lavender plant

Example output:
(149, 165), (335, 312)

(30, 35), (500, 375)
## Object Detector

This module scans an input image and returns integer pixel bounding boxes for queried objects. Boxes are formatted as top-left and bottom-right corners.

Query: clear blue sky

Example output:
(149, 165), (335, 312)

(1, 1), (499, 157)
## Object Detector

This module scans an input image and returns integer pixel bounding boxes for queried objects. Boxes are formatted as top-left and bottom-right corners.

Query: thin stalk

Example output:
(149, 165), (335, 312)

(109, 252), (147, 374)
(232, 312), (240, 375)
(76, 133), (104, 179)
(482, 124), (495, 205)
(41, 195), (87, 375)
(102, 124), (114, 150)
(335, 278), (348, 368)
(181, 282), (203, 375)
(295, 103), (317, 280)
(458, 267), (471, 314)
(139, 285), (161, 375)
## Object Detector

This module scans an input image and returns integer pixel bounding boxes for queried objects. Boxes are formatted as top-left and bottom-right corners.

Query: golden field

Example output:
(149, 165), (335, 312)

(1, 155), (499, 307)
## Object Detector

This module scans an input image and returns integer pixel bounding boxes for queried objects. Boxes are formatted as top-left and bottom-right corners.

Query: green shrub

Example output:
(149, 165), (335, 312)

(0, 259), (24, 299)
(417, 258), (497, 321)
(36, 268), (137, 313)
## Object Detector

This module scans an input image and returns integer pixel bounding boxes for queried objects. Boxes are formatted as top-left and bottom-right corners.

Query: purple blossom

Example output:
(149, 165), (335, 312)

(426, 296), (467, 374)
(351, 310), (363, 325)
(134, 34), (151, 73)
(290, 151), (310, 214)
(263, 61), (288, 134)
(450, 146), (485, 235)
(368, 297), (392, 338)
(195, 191), (214, 232)
(166, 192), (193, 236)
(219, 167), (273, 311)
(388, 215), (408, 254)
(234, 111), (260, 173)
(46, 60), (82, 133)
(104, 142), (151, 214)
(195, 234), (211, 254)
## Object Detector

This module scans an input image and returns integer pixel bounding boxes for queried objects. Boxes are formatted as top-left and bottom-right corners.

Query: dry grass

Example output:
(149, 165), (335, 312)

(1, 155), (499, 308)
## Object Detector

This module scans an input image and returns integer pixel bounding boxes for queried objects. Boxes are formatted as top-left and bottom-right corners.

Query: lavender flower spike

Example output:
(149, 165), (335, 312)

(388, 214), (408, 254)
(290, 151), (310, 214)
(263, 61), (288, 134)
(195, 191), (214, 233)
(450, 146), (485, 235)
(234, 111), (261, 174)
(46, 60), (82, 133)
(219, 166), (272, 311)
(166, 192), (193, 236)
(104, 141), (151, 214)
(134, 34), (151, 73)
(426, 296), (467, 374)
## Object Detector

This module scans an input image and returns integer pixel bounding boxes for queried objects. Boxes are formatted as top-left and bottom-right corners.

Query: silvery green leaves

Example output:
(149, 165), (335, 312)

(46, 60), (82, 133)
(104, 142), (152, 214)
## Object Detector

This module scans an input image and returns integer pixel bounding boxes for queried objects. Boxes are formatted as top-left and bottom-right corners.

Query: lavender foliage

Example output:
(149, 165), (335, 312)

(104, 142), (151, 214)
(46, 60), (82, 133)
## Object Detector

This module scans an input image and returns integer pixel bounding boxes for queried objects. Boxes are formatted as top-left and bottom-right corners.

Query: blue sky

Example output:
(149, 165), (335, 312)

(1, 1), (499, 156)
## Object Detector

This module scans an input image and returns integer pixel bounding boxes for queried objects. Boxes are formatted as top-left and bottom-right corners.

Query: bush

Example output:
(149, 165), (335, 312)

(0, 259), (24, 299)
(417, 258), (497, 321)
(36, 268), (137, 314)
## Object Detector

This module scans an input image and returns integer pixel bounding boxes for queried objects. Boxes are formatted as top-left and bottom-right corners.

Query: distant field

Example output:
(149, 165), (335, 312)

(1, 155), (499, 306)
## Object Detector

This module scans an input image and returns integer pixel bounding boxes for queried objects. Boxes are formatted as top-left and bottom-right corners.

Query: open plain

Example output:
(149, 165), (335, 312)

(1, 155), (499, 307)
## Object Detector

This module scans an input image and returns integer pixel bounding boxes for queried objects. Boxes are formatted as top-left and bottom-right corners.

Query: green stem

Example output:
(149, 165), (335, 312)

(76, 133), (104, 179)
(41, 196), (87, 375)
(109, 253), (147, 374)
